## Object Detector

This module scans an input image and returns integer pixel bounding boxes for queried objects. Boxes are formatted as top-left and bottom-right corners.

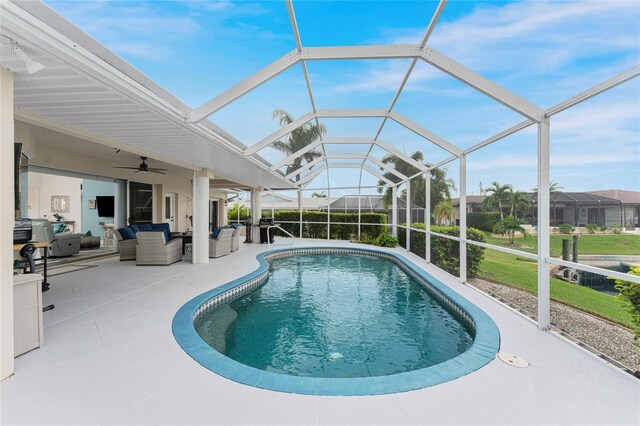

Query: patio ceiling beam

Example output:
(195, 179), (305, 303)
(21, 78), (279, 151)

(187, 50), (301, 122)
(545, 65), (640, 117)
(315, 109), (389, 118)
(301, 44), (421, 61)
(420, 47), (545, 122)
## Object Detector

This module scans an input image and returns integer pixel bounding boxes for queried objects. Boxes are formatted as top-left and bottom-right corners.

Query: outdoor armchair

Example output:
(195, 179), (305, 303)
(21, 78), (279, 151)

(136, 231), (182, 266)
(209, 228), (235, 258)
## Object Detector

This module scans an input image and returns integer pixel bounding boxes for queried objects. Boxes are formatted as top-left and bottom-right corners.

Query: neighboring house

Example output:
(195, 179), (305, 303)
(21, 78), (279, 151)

(452, 190), (640, 228)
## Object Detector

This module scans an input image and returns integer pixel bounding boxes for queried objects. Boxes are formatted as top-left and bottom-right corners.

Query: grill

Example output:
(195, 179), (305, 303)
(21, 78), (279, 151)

(14, 218), (32, 244)
(259, 218), (275, 244)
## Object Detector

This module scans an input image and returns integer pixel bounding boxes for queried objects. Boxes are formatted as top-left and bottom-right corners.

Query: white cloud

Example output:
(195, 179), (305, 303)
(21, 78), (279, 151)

(336, 0), (639, 100)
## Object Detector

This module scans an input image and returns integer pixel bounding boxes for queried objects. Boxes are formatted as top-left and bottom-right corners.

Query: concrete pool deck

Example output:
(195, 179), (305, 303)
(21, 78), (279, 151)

(2, 239), (639, 425)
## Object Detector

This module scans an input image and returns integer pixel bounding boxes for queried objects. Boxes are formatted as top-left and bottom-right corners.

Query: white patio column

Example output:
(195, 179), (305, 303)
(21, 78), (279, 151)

(0, 69), (15, 380)
(391, 185), (398, 238)
(297, 189), (302, 238)
(251, 187), (263, 242)
(537, 118), (551, 330)
(459, 155), (467, 283)
(192, 170), (212, 264)
(406, 180), (411, 252)
(425, 171), (431, 263)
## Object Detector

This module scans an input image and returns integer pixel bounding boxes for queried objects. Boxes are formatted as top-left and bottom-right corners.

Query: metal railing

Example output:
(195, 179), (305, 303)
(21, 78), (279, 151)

(267, 225), (296, 250)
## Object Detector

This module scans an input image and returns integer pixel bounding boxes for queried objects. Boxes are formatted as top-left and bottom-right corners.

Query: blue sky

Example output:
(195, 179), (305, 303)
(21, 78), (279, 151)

(46, 0), (640, 195)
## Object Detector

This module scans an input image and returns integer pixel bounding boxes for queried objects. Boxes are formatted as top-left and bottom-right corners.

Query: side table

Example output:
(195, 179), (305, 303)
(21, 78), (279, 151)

(183, 243), (193, 262)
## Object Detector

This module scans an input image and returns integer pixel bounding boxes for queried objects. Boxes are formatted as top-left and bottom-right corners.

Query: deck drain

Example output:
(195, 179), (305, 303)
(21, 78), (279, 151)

(497, 352), (529, 368)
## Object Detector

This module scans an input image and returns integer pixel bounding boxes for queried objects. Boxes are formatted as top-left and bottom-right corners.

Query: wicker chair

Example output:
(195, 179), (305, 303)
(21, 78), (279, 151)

(230, 226), (245, 252)
(114, 229), (137, 261)
(209, 228), (235, 258)
(136, 231), (182, 266)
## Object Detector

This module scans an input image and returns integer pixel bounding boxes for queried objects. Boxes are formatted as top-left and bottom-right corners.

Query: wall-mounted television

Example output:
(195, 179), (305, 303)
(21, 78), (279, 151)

(95, 196), (115, 217)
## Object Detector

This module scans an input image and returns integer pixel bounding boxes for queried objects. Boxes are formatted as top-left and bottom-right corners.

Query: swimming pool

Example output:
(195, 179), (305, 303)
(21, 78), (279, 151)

(173, 247), (500, 395)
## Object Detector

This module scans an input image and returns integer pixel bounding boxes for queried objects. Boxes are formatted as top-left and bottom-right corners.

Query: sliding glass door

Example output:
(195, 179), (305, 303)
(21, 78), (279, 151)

(128, 181), (153, 224)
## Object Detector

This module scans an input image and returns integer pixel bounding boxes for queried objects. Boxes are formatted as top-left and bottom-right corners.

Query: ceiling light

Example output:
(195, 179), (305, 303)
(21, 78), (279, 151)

(12, 46), (44, 74)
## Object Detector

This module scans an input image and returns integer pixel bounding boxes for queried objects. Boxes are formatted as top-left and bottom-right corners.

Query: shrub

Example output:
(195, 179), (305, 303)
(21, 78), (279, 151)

(467, 212), (502, 232)
(398, 223), (486, 278)
(557, 224), (575, 234)
(612, 225), (623, 234)
(586, 224), (599, 234)
(374, 233), (398, 247)
(493, 216), (528, 244)
(599, 226), (609, 232)
(270, 211), (387, 240)
(612, 266), (640, 352)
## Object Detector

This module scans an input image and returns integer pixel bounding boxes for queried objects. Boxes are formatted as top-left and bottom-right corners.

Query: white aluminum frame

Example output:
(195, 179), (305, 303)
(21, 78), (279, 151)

(182, 0), (639, 333)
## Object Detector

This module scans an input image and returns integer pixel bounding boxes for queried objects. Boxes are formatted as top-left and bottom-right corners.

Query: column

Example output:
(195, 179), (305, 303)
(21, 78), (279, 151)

(297, 189), (302, 238)
(250, 187), (262, 242)
(192, 170), (211, 264)
(425, 171), (431, 263)
(391, 185), (398, 238)
(537, 118), (551, 330)
(1, 69), (15, 380)
(459, 155), (467, 283)
(406, 180), (411, 252)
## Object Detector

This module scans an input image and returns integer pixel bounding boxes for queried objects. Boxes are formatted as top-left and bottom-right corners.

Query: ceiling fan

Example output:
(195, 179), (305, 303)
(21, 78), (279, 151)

(113, 156), (168, 174)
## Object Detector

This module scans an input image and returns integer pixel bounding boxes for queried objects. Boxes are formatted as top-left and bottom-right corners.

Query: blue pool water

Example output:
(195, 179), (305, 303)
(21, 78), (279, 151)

(194, 253), (474, 379)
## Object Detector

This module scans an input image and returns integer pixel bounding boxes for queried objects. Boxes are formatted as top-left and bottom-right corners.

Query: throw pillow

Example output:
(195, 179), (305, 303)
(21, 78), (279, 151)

(118, 227), (136, 240)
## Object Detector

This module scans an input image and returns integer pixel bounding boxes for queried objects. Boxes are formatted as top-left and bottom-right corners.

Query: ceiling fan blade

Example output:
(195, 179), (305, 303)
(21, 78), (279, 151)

(150, 170), (166, 175)
(147, 168), (169, 172)
(113, 166), (140, 170)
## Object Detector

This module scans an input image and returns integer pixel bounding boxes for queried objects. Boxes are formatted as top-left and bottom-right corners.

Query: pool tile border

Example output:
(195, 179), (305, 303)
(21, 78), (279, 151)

(172, 246), (501, 396)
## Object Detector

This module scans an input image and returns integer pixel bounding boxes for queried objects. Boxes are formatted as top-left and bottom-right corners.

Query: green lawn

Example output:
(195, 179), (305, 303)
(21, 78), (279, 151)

(483, 233), (640, 256)
(476, 233), (638, 328)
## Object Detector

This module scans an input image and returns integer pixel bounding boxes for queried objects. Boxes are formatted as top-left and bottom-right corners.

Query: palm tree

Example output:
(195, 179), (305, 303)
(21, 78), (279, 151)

(483, 181), (512, 220)
(433, 200), (455, 225)
(271, 109), (326, 182)
(532, 180), (563, 193)
(376, 151), (455, 211)
(493, 215), (528, 245)
(312, 191), (326, 198)
(509, 190), (532, 219)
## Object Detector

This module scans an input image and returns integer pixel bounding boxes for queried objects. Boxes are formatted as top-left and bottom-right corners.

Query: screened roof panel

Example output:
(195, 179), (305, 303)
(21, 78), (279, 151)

(320, 117), (385, 138)
(428, 1), (640, 108)
(376, 119), (453, 165)
(466, 127), (537, 195)
(294, 1), (440, 47)
(392, 61), (524, 150)
(323, 144), (373, 155)
(550, 80), (640, 192)
(210, 64), (311, 144)
(305, 59), (413, 110)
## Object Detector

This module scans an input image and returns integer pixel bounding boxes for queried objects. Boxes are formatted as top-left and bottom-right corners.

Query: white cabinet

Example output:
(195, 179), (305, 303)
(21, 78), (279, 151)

(13, 274), (43, 357)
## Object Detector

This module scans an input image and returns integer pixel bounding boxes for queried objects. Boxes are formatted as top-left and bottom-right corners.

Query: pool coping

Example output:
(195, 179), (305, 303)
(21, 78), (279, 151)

(172, 246), (501, 396)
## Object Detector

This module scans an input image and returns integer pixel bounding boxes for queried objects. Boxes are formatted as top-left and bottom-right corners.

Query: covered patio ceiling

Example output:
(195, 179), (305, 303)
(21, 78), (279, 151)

(0, 0), (295, 190)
